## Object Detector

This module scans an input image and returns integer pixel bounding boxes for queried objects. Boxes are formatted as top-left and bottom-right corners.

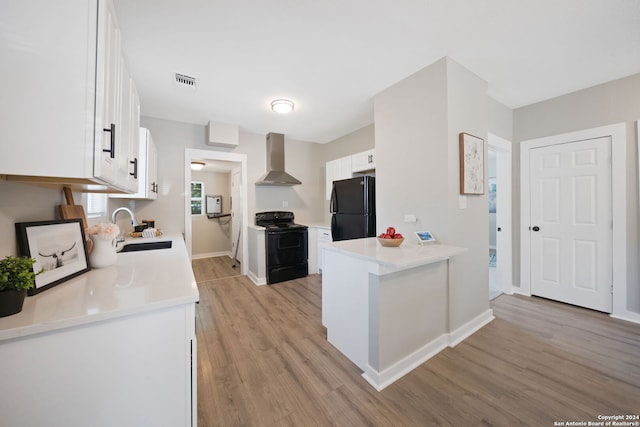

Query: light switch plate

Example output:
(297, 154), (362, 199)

(459, 195), (467, 209)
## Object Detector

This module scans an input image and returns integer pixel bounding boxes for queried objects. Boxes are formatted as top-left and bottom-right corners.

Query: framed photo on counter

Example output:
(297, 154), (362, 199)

(15, 219), (90, 295)
(415, 230), (436, 244)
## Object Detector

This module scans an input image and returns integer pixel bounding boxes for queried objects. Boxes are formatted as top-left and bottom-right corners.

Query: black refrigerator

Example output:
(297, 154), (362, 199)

(330, 176), (376, 241)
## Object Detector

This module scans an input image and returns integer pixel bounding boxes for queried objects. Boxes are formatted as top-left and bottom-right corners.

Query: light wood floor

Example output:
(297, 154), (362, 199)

(192, 258), (640, 426)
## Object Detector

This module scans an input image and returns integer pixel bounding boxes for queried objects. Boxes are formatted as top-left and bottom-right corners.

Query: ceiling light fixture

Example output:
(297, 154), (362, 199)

(191, 161), (205, 171)
(271, 99), (294, 114)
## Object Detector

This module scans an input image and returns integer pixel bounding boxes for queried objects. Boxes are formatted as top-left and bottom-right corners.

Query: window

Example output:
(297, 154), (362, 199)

(84, 193), (107, 219)
(191, 181), (204, 215)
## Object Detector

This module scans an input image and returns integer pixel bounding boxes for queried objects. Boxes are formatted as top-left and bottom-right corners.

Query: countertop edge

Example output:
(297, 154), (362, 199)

(324, 238), (468, 273)
(0, 235), (198, 342)
(0, 293), (199, 342)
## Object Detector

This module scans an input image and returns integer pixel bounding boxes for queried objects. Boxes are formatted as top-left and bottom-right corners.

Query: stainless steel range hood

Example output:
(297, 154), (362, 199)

(255, 133), (302, 186)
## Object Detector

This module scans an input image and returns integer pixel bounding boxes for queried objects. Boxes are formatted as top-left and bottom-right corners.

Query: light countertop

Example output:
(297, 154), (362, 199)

(324, 237), (467, 274)
(308, 223), (331, 229)
(0, 235), (199, 342)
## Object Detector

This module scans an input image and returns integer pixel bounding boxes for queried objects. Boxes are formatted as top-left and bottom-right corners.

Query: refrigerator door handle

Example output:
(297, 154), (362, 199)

(329, 184), (338, 213)
(331, 214), (337, 240)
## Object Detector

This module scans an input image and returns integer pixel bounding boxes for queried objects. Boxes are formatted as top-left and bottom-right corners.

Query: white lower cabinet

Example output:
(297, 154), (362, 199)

(0, 304), (196, 427)
(247, 226), (267, 285)
(0, 0), (139, 193)
(317, 226), (332, 272)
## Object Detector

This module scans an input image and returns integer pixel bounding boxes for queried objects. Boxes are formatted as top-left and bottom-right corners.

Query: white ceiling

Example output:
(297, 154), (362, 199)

(113, 0), (640, 143)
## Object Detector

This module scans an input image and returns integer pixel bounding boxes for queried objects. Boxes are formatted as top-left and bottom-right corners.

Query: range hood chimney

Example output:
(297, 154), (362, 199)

(255, 133), (302, 186)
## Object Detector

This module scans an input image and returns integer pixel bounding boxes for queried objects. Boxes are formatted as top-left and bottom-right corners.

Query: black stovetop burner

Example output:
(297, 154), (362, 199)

(255, 211), (308, 230)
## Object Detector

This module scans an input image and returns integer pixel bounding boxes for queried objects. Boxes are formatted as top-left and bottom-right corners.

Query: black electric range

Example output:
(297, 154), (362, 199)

(255, 211), (308, 285)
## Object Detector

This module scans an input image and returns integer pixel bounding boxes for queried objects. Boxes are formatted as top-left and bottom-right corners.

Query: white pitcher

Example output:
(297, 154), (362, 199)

(89, 234), (117, 268)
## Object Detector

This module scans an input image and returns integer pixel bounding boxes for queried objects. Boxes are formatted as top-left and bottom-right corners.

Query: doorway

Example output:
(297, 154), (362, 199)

(520, 123), (627, 316)
(488, 133), (513, 298)
(184, 149), (248, 277)
(190, 161), (239, 260)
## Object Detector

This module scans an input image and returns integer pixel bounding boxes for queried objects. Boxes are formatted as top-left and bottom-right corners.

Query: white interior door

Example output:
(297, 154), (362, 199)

(489, 134), (513, 296)
(231, 168), (242, 263)
(529, 137), (612, 312)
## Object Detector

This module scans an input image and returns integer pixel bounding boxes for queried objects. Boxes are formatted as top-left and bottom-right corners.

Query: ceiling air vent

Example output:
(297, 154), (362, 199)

(175, 73), (197, 88)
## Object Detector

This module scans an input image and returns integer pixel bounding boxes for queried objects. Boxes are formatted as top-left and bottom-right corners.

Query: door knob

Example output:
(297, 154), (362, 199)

(532, 226), (540, 232)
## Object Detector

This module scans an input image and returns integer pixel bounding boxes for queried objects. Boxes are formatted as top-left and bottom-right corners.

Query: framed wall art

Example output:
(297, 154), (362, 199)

(15, 219), (90, 295)
(459, 132), (485, 195)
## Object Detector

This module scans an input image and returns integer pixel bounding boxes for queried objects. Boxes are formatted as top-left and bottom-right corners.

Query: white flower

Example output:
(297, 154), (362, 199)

(86, 223), (120, 239)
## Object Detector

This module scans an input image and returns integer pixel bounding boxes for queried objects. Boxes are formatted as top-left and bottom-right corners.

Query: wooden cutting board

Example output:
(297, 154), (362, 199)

(58, 187), (88, 230)
(58, 187), (93, 253)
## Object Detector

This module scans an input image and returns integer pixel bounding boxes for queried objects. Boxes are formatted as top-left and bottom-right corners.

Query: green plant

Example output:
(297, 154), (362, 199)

(0, 256), (40, 291)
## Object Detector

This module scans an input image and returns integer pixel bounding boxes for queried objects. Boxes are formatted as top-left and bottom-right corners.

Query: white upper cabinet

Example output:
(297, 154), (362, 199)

(351, 149), (375, 173)
(325, 149), (375, 200)
(116, 64), (141, 192)
(325, 156), (352, 200)
(111, 128), (158, 200)
(0, 0), (139, 193)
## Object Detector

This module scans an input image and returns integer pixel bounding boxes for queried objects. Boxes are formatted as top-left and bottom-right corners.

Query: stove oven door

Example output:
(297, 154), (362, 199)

(265, 228), (308, 284)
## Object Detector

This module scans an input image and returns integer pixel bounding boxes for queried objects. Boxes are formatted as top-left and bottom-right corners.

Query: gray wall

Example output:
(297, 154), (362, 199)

(488, 97), (514, 142)
(322, 124), (375, 162)
(0, 181), (64, 256)
(374, 57), (490, 331)
(513, 72), (640, 312)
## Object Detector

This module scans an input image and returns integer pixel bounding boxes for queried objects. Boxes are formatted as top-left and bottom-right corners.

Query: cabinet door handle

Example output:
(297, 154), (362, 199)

(103, 123), (115, 159)
(129, 158), (138, 178)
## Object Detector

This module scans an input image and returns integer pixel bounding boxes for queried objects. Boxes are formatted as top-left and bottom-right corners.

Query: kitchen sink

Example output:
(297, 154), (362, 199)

(119, 240), (172, 252)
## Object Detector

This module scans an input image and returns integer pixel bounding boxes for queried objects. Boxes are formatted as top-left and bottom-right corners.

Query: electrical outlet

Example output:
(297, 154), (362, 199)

(403, 214), (417, 223)
(282, 200), (288, 208)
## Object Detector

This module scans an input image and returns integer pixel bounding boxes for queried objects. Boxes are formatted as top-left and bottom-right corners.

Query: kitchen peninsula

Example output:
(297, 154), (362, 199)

(322, 237), (493, 391)
(0, 235), (198, 427)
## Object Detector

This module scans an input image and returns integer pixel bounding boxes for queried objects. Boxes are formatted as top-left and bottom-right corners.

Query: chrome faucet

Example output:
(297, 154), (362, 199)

(111, 207), (139, 227)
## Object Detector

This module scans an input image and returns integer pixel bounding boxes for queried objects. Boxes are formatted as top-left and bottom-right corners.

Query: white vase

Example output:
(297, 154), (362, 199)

(89, 235), (117, 268)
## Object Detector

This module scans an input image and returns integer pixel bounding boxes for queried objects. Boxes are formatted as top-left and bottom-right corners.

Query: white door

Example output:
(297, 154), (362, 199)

(231, 168), (242, 263)
(529, 137), (612, 312)
(489, 134), (513, 297)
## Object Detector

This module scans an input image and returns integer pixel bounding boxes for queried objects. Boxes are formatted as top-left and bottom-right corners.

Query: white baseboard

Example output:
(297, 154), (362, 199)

(248, 271), (266, 286)
(449, 309), (495, 347)
(362, 309), (495, 391)
(192, 251), (231, 260)
(511, 287), (530, 296)
(362, 334), (449, 391)
(610, 311), (640, 325)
